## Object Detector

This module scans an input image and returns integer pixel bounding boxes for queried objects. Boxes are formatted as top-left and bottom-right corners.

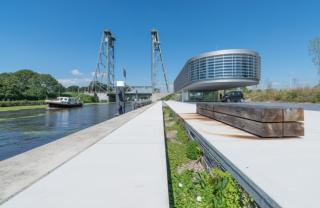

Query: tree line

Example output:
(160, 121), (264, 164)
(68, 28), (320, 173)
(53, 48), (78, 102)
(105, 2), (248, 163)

(0, 69), (102, 103)
(0, 69), (65, 100)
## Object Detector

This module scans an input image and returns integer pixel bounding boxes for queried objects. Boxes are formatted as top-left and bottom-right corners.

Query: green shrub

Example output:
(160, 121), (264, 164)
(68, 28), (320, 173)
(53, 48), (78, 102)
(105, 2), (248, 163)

(62, 92), (99, 103)
(161, 93), (176, 101)
(186, 140), (202, 160)
(78, 93), (99, 103)
(169, 109), (175, 118)
(211, 168), (242, 208)
(315, 92), (320, 102)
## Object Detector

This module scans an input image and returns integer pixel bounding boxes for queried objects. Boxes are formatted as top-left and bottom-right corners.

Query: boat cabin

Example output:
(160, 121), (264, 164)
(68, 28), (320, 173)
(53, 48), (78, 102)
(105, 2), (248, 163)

(56, 97), (80, 104)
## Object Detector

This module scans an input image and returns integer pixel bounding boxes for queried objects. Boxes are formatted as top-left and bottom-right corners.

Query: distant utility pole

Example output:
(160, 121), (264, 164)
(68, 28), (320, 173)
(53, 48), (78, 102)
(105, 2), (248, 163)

(151, 29), (169, 93)
(91, 29), (116, 93)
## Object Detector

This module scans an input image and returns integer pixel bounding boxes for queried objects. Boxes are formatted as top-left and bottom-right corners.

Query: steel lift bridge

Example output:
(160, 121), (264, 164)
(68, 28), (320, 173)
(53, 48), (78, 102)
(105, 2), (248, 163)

(89, 29), (169, 101)
(90, 30), (116, 100)
(151, 29), (169, 93)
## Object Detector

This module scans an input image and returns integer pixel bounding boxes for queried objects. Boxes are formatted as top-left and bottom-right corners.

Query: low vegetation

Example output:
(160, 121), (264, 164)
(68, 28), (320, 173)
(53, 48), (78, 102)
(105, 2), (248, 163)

(163, 107), (256, 208)
(62, 92), (99, 103)
(0, 105), (47, 112)
(161, 93), (179, 101)
(186, 141), (202, 160)
(0, 100), (45, 107)
(243, 87), (320, 103)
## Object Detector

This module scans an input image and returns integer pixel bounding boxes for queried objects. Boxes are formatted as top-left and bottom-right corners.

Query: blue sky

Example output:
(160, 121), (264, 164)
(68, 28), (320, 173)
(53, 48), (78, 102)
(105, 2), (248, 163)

(0, 0), (320, 89)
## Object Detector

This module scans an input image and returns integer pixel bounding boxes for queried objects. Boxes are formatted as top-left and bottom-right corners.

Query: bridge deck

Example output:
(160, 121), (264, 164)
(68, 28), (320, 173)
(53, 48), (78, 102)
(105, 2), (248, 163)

(165, 101), (320, 208)
(1, 102), (169, 208)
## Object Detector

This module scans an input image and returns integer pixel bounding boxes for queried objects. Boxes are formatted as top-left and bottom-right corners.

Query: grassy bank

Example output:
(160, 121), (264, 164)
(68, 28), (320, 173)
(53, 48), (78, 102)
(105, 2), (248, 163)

(0, 105), (47, 112)
(163, 107), (255, 208)
(244, 87), (320, 103)
(0, 100), (45, 107)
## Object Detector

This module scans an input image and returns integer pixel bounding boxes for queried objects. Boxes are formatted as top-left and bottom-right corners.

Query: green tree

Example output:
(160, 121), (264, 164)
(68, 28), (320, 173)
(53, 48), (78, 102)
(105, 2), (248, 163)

(0, 69), (65, 100)
(14, 69), (38, 98)
(0, 73), (21, 100)
(38, 74), (63, 98)
(66, 85), (80, 92)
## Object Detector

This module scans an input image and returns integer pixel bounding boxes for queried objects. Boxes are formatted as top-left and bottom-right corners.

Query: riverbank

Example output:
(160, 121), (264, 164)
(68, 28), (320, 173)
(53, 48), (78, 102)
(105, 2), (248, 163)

(0, 105), (47, 112)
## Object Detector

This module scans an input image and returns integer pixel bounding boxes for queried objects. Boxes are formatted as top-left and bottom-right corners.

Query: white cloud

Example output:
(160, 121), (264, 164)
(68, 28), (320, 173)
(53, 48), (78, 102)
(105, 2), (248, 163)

(58, 78), (91, 87)
(70, 69), (83, 76)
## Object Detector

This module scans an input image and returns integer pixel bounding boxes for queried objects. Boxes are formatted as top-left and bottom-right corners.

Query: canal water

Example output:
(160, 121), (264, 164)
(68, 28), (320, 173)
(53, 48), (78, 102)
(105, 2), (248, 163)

(0, 103), (133, 161)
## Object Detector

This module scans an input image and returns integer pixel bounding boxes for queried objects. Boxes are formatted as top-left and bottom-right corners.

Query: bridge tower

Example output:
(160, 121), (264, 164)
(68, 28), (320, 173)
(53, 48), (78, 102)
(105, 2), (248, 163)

(91, 30), (116, 94)
(151, 29), (169, 93)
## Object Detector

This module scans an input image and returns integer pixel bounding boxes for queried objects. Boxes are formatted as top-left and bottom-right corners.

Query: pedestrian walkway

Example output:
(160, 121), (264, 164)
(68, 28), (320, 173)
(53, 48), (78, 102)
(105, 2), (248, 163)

(1, 102), (169, 208)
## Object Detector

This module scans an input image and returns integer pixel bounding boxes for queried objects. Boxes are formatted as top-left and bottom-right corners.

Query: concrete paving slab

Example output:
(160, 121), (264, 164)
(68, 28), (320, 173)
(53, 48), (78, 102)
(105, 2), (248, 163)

(165, 101), (320, 208)
(1, 102), (169, 208)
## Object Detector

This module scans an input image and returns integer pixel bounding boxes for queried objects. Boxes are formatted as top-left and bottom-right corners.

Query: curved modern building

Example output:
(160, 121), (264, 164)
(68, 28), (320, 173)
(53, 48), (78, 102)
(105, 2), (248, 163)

(174, 49), (261, 92)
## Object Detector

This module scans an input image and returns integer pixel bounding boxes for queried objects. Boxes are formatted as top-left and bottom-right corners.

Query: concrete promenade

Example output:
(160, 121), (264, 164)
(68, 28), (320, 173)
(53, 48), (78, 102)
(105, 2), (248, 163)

(1, 102), (169, 208)
(166, 101), (320, 208)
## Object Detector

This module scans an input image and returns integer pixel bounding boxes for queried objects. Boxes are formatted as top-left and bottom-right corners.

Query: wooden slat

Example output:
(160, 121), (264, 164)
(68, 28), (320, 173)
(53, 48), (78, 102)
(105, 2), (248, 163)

(198, 109), (282, 137)
(198, 109), (304, 138)
(283, 122), (304, 137)
(212, 104), (283, 122)
(198, 103), (304, 122)
(283, 108), (304, 122)
(197, 103), (214, 111)
(198, 108), (215, 118)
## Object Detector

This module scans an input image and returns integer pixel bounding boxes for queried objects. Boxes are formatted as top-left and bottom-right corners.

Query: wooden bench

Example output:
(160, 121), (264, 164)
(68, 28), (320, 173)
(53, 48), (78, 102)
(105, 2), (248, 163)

(196, 103), (304, 138)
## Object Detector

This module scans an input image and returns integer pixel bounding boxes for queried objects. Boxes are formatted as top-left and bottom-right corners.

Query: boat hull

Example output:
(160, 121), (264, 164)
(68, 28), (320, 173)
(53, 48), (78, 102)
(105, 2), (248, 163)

(47, 102), (83, 108)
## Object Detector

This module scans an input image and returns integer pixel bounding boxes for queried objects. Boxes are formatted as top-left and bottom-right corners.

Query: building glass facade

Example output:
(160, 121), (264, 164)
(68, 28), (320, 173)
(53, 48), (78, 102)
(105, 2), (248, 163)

(174, 49), (261, 92)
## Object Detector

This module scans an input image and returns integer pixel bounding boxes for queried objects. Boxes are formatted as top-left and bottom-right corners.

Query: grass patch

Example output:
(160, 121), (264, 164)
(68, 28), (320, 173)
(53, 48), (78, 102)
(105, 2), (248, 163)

(243, 87), (320, 103)
(0, 100), (45, 107)
(161, 93), (180, 101)
(0, 105), (46, 112)
(163, 106), (256, 208)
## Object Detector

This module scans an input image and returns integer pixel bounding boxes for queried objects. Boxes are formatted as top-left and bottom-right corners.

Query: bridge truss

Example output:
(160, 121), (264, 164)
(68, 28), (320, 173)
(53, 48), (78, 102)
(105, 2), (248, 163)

(91, 30), (116, 93)
(151, 29), (169, 93)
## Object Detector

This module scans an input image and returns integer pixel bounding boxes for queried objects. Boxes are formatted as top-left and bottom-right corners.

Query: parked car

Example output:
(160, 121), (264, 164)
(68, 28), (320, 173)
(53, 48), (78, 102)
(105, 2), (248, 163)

(221, 91), (244, 102)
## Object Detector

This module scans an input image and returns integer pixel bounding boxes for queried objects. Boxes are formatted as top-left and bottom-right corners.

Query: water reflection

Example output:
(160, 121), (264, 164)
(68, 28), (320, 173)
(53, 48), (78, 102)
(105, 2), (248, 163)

(0, 103), (133, 161)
